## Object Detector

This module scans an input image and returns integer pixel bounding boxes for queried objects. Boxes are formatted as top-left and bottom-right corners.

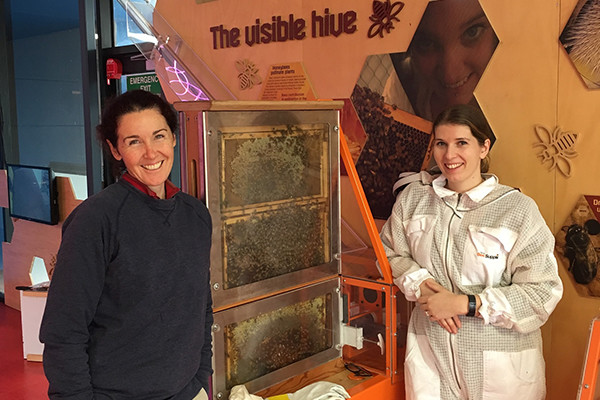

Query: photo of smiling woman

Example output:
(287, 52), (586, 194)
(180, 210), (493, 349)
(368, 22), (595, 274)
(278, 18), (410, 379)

(385, 0), (499, 120)
(380, 104), (563, 399)
(40, 90), (213, 400)
(349, 0), (499, 220)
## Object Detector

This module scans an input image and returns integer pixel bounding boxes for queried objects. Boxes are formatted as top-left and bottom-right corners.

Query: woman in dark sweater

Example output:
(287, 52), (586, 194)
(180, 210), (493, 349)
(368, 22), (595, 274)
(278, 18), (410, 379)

(40, 90), (213, 400)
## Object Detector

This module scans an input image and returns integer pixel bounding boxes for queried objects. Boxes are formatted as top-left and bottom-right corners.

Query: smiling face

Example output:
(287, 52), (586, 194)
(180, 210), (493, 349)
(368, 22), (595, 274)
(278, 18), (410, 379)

(410, 0), (498, 117)
(433, 123), (490, 193)
(108, 108), (176, 199)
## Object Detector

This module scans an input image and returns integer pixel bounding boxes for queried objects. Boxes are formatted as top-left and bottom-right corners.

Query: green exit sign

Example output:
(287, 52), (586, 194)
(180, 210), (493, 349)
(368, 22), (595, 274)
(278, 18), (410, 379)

(126, 72), (162, 94)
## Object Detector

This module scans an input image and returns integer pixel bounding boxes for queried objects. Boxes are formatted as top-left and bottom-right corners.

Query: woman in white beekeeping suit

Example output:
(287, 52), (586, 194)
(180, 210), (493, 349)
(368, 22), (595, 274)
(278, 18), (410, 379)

(380, 104), (563, 399)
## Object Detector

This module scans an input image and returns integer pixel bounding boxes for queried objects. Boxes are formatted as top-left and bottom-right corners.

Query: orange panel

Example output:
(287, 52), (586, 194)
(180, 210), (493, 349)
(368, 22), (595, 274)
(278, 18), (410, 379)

(579, 319), (600, 400)
(348, 374), (404, 400)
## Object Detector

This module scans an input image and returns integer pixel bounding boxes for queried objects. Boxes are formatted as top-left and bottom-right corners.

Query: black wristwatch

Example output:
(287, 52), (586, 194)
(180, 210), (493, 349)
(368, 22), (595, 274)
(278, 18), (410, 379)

(467, 294), (477, 317)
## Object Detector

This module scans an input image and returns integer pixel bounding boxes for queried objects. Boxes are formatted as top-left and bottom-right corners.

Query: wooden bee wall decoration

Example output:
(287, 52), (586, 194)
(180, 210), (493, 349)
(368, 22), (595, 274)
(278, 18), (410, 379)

(367, 0), (405, 38)
(235, 59), (262, 90)
(533, 124), (579, 177)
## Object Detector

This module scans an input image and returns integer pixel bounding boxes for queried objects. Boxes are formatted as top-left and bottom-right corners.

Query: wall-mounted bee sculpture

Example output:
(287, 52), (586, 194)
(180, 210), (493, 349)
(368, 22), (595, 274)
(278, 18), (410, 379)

(533, 125), (579, 178)
(563, 219), (600, 284)
(235, 59), (262, 90)
(367, 0), (405, 38)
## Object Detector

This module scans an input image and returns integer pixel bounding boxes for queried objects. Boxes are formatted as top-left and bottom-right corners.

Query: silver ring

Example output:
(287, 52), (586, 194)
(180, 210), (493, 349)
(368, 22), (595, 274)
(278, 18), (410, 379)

(425, 311), (430, 317)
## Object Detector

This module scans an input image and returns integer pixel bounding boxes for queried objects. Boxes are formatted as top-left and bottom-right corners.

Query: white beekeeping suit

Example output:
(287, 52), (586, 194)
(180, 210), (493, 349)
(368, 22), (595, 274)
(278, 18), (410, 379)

(381, 173), (563, 400)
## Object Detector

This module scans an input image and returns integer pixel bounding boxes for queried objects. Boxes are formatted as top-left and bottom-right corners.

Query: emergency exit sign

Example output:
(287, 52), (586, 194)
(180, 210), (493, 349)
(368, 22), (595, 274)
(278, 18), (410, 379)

(126, 72), (161, 94)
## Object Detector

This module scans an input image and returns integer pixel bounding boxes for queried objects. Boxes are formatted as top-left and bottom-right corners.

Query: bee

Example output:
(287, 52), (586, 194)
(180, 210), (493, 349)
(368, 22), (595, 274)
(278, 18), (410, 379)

(235, 59), (262, 90)
(368, 0), (405, 38)
(563, 222), (599, 285)
(533, 124), (579, 177)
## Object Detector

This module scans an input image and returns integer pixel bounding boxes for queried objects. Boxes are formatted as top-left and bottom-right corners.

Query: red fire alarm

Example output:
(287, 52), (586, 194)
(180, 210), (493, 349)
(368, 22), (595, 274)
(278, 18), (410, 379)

(106, 58), (123, 85)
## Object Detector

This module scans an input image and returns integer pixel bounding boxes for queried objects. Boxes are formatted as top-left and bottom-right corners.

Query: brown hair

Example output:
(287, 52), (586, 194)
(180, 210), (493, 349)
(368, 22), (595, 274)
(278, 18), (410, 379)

(432, 104), (495, 173)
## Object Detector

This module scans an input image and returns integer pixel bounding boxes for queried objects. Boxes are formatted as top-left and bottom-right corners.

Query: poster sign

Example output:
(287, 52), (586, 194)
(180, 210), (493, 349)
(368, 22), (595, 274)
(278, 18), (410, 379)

(260, 62), (316, 101)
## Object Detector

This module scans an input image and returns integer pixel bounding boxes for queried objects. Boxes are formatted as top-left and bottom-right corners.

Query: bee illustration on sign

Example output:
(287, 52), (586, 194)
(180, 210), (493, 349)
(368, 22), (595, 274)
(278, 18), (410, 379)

(368, 0), (405, 38)
(533, 124), (579, 177)
(563, 220), (600, 284)
(235, 59), (262, 90)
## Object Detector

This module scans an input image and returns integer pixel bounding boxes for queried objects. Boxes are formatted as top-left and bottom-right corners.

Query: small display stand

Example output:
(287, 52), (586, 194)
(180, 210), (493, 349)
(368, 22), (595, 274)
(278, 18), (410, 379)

(19, 289), (48, 362)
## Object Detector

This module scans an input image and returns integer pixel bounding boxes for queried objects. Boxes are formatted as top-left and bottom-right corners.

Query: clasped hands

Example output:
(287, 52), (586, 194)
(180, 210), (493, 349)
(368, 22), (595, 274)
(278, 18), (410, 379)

(417, 279), (472, 334)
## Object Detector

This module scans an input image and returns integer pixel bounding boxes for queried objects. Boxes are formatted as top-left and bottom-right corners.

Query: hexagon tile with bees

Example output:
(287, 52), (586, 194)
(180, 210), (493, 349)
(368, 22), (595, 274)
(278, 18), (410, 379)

(533, 124), (579, 178)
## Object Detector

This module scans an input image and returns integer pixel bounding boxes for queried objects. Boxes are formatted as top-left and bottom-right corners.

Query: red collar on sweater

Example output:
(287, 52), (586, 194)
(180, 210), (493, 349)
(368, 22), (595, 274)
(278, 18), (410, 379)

(120, 172), (180, 199)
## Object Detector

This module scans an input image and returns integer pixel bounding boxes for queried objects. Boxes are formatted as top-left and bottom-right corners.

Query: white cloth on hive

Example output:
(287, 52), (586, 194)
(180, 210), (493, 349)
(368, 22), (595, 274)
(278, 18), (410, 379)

(229, 385), (264, 400)
(290, 381), (351, 400)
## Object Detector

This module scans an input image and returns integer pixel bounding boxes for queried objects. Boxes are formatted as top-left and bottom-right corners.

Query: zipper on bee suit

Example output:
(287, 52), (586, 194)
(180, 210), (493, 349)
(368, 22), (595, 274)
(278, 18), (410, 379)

(443, 193), (464, 395)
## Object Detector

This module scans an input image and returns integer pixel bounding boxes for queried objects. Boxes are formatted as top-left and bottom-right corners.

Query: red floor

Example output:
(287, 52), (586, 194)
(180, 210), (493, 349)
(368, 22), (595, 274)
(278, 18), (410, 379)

(0, 301), (49, 399)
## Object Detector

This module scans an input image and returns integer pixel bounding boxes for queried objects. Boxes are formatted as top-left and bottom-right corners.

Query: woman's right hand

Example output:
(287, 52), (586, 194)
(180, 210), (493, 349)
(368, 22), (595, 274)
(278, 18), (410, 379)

(418, 279), (463, 334)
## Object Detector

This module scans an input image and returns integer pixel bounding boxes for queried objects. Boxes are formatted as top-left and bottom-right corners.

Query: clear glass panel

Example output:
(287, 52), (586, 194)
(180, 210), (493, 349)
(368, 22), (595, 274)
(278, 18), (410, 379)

(396, 288), (413, 351)
(224, 293), (332, 390)
(30, 257), (50, 285)
(341, 218), (368, 254)
(201, 106), (340, 309)
(114, 0), (231, 100)
(221, 125), (327, 207)
(215, 121), (332, 290)
(343, 284), (387, 373)
(113, 0), (157, 47)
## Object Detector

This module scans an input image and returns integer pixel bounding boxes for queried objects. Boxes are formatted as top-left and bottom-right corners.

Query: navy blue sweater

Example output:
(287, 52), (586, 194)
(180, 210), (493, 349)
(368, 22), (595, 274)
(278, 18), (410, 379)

(40, 179), (213, 399)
